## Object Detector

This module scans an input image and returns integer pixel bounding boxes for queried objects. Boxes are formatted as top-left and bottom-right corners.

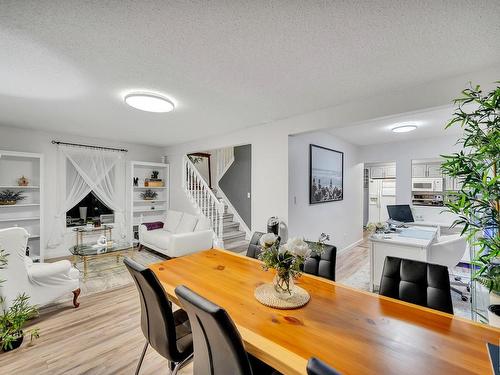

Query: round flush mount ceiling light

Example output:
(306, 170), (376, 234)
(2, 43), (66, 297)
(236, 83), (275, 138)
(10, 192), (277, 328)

(392, 124), (418, 133)
(124, 92), (175, 113)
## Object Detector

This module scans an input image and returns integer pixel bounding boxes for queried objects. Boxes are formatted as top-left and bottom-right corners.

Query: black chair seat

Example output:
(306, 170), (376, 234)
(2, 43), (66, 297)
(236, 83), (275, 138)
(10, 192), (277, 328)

(246, 231), (265, 259)
(379, 256), (454, 314)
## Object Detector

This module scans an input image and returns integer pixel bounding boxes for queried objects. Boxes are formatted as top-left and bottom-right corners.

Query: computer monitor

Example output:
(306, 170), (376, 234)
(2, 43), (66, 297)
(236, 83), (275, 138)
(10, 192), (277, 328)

(387, 204), (414, 223)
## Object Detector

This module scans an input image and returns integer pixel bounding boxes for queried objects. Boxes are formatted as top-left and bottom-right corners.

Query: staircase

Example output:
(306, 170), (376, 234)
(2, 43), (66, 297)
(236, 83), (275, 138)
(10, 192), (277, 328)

(183, 154), (249, 252)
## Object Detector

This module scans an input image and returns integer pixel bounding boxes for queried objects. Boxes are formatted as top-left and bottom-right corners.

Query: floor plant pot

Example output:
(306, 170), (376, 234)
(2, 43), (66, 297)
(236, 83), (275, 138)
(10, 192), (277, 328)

(1, 331), (24, 352)
(488, 305), (500, 328)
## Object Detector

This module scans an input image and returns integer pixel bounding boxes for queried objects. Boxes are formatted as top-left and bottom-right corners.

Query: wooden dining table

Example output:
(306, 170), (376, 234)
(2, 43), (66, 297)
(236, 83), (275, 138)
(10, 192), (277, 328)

(150, 248), (500, 375)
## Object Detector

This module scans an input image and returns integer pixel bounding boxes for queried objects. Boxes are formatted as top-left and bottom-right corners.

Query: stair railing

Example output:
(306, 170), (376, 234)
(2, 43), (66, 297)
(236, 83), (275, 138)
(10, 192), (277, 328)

(182, 155), (225, 245)
(215, 147), (235, 182)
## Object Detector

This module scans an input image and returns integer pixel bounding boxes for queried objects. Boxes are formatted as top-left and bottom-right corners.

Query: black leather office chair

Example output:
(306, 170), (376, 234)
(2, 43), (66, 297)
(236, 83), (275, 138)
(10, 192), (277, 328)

(302, 241), (337, 281)
(246, 231), (264, 259)
(307, 357), (342, 375)
(124, 258), (193, 375)
(379, 256), (454, 314)
(175, 285), (276, 375)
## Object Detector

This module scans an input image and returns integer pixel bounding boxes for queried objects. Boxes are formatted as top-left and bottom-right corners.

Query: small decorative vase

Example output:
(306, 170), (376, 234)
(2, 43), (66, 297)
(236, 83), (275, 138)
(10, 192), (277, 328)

(273, 272), (295, 300)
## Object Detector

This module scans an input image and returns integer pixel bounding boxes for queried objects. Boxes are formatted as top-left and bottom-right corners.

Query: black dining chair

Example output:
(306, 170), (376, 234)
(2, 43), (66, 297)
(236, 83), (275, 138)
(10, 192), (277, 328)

(379, 256), (454, 314)
(246, 231), (265, 259)
(302, 241), (337, 281)
(307, 357), (342, 375)
(175, 285), (277, 375)
(124, 258), (194, 375)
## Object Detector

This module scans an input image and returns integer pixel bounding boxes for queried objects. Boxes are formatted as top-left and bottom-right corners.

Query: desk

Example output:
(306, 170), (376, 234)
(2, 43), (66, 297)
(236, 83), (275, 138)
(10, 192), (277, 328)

(369, 226), (438, 291)
(150, 249), (500, 375)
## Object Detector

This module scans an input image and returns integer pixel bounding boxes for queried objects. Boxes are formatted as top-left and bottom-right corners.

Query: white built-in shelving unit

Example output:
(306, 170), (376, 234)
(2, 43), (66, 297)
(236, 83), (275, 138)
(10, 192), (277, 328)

(0, 150), (44, 262)
(130, 161), (169, 245)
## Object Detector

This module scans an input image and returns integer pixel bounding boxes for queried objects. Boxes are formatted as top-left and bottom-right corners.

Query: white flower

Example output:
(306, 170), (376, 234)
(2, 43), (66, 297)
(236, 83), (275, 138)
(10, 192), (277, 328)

(286, 237), (310, 258)
(260, 233), (277, 247)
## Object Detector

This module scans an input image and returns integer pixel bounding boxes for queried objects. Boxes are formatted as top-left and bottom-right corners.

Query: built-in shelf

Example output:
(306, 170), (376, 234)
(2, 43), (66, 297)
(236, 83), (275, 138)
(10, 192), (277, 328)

(0, 216), (40, 222)
(0, 185), (40, 189)
(134, 199), (167, 203)
(133, 208), (167, 213)
(0, 203), (40, 208)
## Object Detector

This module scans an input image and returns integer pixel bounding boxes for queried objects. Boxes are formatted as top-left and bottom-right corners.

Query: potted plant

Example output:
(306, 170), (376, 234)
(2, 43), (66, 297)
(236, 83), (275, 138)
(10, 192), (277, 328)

(0, 190), (25, 206)
(366, 222), (386, 236)
(0, 247), (40, 351)
(140, 189), (158, 201)
(441, 82), (499, 326)
(258, 233), (327, 300)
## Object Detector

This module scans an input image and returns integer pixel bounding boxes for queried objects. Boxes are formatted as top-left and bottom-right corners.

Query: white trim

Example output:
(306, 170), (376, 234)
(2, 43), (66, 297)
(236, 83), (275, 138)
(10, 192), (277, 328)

(216, 188), (251, 239)
(338, 238), (364, 254)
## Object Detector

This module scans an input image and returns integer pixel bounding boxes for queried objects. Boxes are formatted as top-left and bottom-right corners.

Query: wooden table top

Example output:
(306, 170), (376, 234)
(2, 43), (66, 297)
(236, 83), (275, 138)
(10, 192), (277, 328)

(150, 249), (500, 375)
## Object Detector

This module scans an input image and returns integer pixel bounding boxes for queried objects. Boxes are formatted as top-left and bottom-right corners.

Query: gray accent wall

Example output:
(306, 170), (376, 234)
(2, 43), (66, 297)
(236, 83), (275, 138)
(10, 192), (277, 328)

(219, 144), (251, 228)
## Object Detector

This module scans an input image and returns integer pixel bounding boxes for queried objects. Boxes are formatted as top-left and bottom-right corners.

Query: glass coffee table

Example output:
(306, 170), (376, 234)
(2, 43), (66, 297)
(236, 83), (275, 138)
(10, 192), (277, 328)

(69, 241), (133, 280)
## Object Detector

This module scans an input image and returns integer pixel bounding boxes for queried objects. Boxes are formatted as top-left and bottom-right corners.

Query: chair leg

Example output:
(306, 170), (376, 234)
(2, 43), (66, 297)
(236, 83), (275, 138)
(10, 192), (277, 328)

(171, 352), (194, 375)
(138, 244), (144, 251)
(72, 288), (81, 308)
(135, 342), (149, 375)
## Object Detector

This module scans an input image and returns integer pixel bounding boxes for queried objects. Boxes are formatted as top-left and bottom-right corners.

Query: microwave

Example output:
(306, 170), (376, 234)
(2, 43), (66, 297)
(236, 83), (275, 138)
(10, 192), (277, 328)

(412, 178), (443, 192)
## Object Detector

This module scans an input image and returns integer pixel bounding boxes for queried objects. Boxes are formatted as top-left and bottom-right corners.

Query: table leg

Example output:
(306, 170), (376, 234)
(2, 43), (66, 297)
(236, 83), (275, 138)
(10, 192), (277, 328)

(83, 256), (88, 281)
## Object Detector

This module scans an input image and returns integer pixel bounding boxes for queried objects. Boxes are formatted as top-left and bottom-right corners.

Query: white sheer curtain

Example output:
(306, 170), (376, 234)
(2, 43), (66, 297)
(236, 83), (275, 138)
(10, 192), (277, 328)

(47, 146), (126, 248)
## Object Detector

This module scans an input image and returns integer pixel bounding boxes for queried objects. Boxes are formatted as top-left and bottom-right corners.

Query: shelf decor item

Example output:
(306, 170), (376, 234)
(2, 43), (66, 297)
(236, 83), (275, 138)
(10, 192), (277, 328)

(140, 189), (158, 201)
(441, 83), (499, 323)
(17, 176), (29, 186)
(0, 190), (26, 205)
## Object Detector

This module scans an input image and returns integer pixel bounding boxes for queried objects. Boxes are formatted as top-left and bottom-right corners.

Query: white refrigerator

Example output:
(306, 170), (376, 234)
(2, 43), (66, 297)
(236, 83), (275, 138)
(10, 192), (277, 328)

(368, 179), (396, 223)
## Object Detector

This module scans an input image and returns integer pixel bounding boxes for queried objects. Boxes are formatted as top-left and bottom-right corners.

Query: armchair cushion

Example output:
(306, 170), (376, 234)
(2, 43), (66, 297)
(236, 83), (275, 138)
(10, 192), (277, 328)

(144, 229), (172, 250)
(176, 213), (198, 234)
(164, 210), (183, 233)
(143, 221), (164, 231)
(28, 260), (72, 280)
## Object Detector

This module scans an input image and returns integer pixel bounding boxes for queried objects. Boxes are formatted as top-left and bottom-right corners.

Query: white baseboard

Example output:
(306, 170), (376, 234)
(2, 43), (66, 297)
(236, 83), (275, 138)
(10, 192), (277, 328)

(338, 238), (364, 254)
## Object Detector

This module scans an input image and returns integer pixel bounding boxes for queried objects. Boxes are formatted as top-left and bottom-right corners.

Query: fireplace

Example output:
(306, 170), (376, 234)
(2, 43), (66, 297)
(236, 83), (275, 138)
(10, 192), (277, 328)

(66, 191), (114, 227)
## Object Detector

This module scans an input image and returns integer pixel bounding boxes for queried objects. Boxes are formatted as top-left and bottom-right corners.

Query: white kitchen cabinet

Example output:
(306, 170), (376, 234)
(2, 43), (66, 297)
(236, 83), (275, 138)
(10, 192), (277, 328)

(426, 164), (443, 177)
(384, 165), (396, 178)
(370, 166), (385, 179)
(412, 164), (427, 178)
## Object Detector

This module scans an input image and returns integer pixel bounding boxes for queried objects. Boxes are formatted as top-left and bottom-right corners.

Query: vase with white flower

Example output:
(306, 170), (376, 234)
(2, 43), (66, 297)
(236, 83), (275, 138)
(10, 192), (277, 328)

(258, 234), (315, 300)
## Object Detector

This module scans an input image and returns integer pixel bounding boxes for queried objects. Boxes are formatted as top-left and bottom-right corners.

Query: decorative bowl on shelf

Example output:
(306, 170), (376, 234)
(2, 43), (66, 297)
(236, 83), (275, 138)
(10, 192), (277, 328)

(0, 200), (17, 205)
(0, 190), (25, 205)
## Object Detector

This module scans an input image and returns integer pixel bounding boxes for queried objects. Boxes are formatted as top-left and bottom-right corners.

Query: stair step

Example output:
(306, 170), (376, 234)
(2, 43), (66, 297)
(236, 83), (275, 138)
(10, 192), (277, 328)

(224, 239), (250, 253)
(223, 230), (246, 241)
(223, 222), (239, 230)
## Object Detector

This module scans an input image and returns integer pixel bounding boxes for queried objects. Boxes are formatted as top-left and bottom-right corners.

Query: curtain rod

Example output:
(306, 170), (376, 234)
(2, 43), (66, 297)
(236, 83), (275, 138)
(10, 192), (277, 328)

(51, 140), (128, 152)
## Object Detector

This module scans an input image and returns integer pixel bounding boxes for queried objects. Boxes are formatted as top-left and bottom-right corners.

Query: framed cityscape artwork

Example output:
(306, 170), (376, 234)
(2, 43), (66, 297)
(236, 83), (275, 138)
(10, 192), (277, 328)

(309, 144), (344, 204)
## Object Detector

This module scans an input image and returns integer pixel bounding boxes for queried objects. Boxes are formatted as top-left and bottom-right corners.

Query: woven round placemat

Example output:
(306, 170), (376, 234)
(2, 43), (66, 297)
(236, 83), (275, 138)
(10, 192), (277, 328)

(254, 283), (310, 309)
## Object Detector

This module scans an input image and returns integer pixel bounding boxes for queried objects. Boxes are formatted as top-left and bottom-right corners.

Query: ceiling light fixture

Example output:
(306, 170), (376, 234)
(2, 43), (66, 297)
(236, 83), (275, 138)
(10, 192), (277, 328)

(124, 92), (175, 113)
(392, 124), (417, 133)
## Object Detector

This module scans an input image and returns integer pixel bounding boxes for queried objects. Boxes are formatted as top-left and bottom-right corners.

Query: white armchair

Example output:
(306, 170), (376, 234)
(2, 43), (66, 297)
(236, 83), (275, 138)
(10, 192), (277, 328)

(0, 227), (80, 310)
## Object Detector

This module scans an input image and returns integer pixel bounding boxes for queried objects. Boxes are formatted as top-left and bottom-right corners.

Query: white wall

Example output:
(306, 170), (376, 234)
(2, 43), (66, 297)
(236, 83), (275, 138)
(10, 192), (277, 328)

(288, 132), (363, 251)
(0, 125), (164, 258)
(164, 67), (498, 233)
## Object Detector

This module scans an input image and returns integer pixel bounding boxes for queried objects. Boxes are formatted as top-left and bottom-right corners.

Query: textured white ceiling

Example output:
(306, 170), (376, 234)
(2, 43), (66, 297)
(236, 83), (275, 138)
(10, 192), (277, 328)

(329, 106), (463, 146)
(0, 1), (499, 146)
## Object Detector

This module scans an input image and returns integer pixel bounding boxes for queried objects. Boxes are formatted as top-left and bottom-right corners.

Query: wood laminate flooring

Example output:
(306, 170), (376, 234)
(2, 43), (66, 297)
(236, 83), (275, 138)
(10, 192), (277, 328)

(0, 241), (370, 375)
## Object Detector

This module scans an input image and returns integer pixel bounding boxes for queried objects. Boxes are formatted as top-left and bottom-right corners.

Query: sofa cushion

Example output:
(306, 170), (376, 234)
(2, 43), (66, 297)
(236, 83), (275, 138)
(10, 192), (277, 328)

(163, 210), (183, 233)
(194, 217), (211, 232)
(176, 213), (198, 234)
(144, 229), (172, 250)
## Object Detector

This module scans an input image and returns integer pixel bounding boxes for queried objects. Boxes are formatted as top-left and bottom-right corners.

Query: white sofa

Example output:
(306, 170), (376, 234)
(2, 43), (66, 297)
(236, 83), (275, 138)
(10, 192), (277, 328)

(0, 227), (81, 309)
(138, 209), (214, 257)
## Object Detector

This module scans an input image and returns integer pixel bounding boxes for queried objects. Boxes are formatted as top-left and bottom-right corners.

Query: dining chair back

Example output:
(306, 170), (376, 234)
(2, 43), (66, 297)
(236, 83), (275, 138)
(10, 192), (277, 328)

(307, 357), (342, 375)
(379, 256), (454, 314)
(175, 285), (253, 375)
(124, 258), (193, 375)
(303, 242), (337, 281)
(246, 231), (264, 259)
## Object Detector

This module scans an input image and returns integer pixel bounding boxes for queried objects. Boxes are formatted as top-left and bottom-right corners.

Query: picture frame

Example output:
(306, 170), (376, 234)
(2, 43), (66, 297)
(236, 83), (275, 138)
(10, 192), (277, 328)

(309, 144), (344, 204)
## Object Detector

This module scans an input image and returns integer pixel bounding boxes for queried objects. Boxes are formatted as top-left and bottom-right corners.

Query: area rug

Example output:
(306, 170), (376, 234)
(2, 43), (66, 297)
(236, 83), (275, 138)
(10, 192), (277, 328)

(51, 249), (165, 305)
(338, 261), (472, 319)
